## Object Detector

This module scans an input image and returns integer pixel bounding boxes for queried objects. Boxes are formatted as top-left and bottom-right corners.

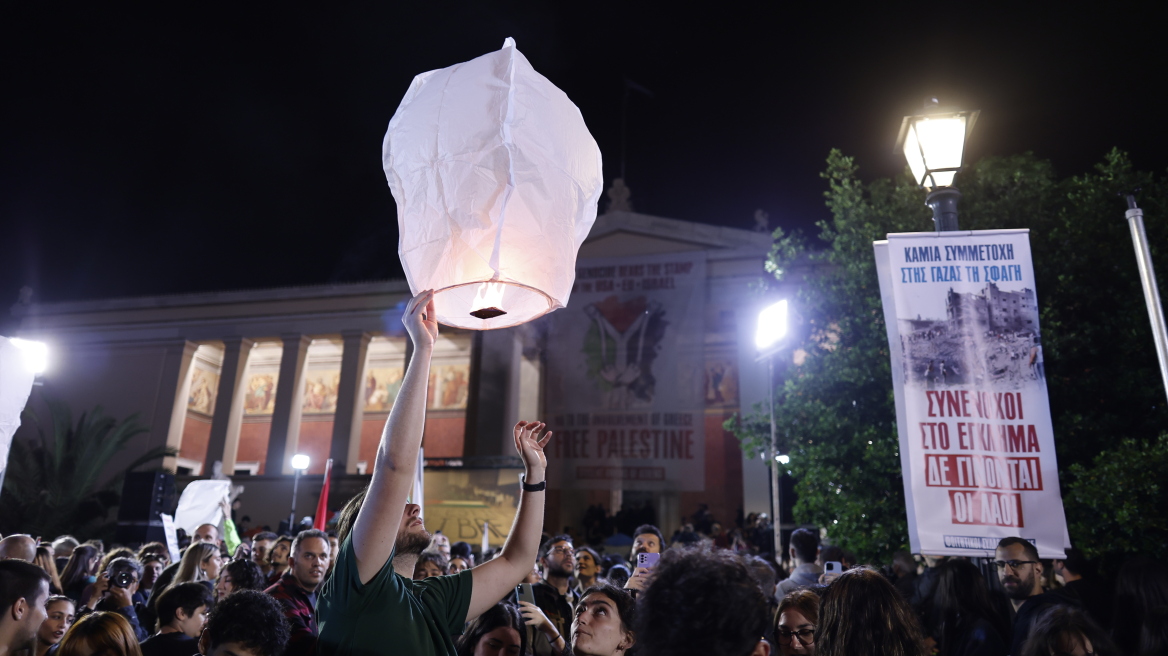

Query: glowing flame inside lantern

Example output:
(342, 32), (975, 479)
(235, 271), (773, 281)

(469, 282), (508, 320)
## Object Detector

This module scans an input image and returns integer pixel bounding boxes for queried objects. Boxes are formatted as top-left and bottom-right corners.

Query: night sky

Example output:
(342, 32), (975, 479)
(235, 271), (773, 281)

(3, 4), (1166, 303)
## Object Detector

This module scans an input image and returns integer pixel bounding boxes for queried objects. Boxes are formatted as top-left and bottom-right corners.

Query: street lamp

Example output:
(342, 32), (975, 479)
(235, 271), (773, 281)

(289, 454), (310, 534)
(755, 299), (789, 560)
(896, 98), (979, 231)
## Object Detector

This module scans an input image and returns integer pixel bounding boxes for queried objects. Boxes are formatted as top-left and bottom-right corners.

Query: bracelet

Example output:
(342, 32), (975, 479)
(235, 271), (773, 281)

(520, 474), (546, 492)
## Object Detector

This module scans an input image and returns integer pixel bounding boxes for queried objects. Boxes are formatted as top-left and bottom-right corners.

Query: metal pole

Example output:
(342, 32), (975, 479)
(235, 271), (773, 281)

(769, 356), (782, 561)
(926, 187), (962, 232)
(1125, 195), (1168, 404)
(289, 468), (301, 535)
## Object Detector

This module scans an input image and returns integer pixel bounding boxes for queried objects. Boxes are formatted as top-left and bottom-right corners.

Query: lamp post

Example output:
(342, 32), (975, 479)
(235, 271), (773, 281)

(755, 299), (789, 560)
(896, 98), (979, 232)
(1123, 195), (1168, 403)
(289, 454), (310, 534)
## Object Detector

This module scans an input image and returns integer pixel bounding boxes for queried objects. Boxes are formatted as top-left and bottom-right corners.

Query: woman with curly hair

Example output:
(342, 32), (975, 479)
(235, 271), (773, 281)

(214, 558), (267, 601)
(816, 567), (927, 656)
(635, 545), (767, 656)
(57, 611), (143, 656)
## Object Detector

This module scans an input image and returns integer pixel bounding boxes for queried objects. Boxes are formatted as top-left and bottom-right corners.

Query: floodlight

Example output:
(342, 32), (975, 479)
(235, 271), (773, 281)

(291, 454), (311, 471)
(10, 338), (48, 374)
(755, 300), (789, 351)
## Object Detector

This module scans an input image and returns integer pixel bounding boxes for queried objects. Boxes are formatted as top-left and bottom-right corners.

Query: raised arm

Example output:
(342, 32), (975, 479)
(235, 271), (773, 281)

(466, 421), (552, 621)
(350, 290), (437, 583)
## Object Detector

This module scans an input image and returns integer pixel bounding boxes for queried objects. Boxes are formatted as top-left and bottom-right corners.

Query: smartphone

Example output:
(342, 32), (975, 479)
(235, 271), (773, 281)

(824, 561), (842, 575)
(516, 583), (535, 606)
(636, 552), (661, 569)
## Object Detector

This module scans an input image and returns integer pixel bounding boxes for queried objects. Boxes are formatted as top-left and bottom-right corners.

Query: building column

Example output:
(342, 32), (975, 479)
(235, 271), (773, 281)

(464, 328), (523, 457)
(332, 330), (371, 474)
(206, 337), (253, 476)
(267, 334), (310, 476)
(155, 340), (197, 472)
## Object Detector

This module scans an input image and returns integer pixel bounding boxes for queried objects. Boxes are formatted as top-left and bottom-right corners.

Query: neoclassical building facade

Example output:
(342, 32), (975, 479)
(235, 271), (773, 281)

(14, 210), (798, 542)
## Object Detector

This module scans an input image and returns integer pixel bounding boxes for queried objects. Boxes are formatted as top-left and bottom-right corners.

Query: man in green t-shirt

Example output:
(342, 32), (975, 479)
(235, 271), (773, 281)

(316, 290), (554, 656)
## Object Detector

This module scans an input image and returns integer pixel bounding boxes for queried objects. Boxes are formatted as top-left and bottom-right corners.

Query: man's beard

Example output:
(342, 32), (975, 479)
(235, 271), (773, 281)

(395, 527), (432, 556)
(547, 562), (573, 578)
(1002, 574), (1033, 600)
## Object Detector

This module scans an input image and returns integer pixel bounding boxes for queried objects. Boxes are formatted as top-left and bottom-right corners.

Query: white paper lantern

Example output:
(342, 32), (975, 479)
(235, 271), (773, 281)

(384, 38), (603, 330)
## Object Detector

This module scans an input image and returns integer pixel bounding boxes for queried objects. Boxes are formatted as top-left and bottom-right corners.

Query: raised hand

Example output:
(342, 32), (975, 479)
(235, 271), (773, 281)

(512, 421), (552, 480)
(403, 290), (439, 349)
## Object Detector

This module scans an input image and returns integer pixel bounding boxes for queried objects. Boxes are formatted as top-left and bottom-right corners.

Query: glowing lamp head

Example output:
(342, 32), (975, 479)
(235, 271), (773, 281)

(9, 338), (49, 374)
(896, 99), (979, 190)
(776, 454), (790, 465)
(755, 300), (789, 351)
(291, 454), (310, 471)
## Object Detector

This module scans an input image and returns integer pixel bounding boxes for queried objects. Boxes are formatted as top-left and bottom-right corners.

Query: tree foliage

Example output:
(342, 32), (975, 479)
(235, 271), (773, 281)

(727, 148), (1167, 565)
(1063, 432), (1168, 568)
(0, 396), (175, 539)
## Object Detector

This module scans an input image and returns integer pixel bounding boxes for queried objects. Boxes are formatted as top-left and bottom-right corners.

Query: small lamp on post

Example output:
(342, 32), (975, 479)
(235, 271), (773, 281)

(289, 454), (310, 534)
(896, 98), (979, 232)
(755, 299), (790, 561)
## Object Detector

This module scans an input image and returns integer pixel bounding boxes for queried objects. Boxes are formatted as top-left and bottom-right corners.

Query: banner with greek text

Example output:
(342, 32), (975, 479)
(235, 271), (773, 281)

(874, 230), (1070, 557)
(544, 252), (706, 491)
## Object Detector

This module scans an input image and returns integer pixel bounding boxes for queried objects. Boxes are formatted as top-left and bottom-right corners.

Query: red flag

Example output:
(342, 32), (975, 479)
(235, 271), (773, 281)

(313, 459), (332, 531)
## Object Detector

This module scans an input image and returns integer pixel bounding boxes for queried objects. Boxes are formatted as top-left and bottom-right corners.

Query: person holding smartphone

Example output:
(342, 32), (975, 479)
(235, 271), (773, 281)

(316, 291), (555, 656)
(624, 525), (665, 593)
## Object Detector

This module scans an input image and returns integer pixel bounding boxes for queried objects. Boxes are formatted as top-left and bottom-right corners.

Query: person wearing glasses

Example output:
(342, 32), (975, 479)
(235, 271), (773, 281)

(775, 589), (819, 656)
(531, 535), (578, 655)
(995, 537), (1070, 656)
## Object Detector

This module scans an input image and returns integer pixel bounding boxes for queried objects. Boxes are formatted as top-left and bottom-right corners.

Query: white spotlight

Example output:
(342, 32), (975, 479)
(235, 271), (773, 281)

(10, 338), (49, 375)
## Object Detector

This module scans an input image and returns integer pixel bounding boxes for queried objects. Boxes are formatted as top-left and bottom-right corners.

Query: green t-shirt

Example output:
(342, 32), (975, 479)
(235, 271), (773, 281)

(317, 535), (473, 656)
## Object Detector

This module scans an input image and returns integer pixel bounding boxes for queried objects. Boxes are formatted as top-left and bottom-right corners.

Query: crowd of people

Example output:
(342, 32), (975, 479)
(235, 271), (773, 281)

(2, 291), (1166, 656)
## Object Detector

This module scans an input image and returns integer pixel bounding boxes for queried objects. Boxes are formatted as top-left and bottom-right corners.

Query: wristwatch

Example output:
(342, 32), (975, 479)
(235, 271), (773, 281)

(520, 474), (546, 492)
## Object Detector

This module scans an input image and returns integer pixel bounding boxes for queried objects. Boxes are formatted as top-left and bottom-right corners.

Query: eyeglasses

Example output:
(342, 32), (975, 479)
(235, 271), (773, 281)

(548, 546), (574, 556)
(776, 629), (815, 645)
(993, 559), (1039, 570)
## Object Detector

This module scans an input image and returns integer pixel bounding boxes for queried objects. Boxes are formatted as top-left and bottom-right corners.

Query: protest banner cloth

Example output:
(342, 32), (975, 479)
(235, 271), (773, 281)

(174, 479), (232, 535)
(160, 513), (181, 563)
(544, 252), (706, 491)
(874, 229), (1070, 557)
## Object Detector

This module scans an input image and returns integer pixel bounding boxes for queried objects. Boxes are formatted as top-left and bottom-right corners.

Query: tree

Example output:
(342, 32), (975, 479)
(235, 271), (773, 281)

(727, 149), (1167, 565)
(0, 396), (175, 539)
(1062, 432), (1168, 569)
